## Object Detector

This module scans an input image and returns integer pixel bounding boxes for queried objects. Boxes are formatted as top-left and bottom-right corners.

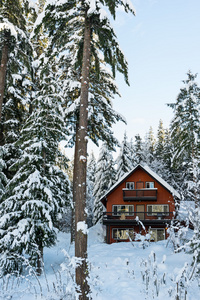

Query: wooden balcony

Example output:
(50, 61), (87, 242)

(123, 188), (157, 201)
(103, 211), (175, 226)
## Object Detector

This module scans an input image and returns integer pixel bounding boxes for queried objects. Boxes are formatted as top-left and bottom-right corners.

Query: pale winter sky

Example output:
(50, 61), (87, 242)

(112, 0), (200, 141)
(64, 0), (200, 158)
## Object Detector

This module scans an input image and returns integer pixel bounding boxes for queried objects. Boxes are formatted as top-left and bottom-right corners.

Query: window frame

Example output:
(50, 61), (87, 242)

(147, 204), (169, 216)
(145, 182), (155, 188)
(126, 182), (135, 190)
(112, 228), (135, 240)
(149, 228), (165, 242)
(112, 205), (134, 216)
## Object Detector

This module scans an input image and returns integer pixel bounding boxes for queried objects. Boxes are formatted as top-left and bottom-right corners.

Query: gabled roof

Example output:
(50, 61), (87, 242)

(101, 164), (180, 205)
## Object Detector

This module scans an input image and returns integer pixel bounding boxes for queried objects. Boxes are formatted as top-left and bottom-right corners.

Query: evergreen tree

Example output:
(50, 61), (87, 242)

(93, 143), (115, 224)
(0, 0), (33, 144)
(0, 0), (34, 207)
(134, 134), (145, 165)
(0, 146), (7, 199)
(86, 152), (96, 227)
(143, 126), (156, 165)
(168, 71), (200, 203)
(154, 120), (165, 160)
(116, 132), (132, 180)
(148, 121), (172, 183)
(38, 1), (135, 296)
(0, 60), (70, 275)
(168, 72), (200, 279)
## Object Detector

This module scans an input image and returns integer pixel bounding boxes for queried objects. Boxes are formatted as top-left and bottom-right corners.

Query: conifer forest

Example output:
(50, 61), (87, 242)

(0, 1), (200, 299)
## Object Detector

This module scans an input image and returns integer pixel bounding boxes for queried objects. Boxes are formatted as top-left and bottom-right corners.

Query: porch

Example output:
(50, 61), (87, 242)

(103, 211), (175, 226)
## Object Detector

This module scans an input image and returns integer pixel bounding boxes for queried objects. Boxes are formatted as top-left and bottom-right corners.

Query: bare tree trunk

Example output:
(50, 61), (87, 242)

(0, 30), (10, 145)
(74, 9), (91, 300)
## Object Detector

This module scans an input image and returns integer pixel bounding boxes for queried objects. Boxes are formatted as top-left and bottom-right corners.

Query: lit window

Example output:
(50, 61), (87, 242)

(126, 182), (134, 189)
(146, 182), (154, 188)
(149, 228), (165, 242)
(113, 205), (134, 216)
(112, 228), (135, 240)
(147, 205), (169, 216)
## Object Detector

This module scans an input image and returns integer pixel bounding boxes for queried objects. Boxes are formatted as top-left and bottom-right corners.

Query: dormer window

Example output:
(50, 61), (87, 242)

(146, 182), (154, 188)
(126, 182), (134, 190)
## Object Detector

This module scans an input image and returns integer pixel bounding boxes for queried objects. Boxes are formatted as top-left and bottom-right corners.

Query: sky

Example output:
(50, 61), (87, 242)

(111, 0), (200, 141)
(64, 0), (200, 158)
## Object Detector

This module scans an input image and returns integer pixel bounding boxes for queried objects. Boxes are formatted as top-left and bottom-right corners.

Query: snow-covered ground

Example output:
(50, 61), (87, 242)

(0, 224), (199, 300)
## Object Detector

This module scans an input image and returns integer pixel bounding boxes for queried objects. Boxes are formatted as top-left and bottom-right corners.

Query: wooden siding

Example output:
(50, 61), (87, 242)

(103, 167), (176, 244)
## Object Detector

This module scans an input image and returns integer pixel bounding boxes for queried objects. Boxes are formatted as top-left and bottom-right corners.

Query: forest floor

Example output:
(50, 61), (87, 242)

(0, 224), (199, 300)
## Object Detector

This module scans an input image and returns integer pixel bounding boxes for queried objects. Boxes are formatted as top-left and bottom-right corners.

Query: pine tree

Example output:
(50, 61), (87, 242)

(116, 132), (132, 180)
(0, 59), (70, 275)
(143, 126), (156, 165)
(93, 142), (115, 224)
(155, 119), (165, 161)
(0, 0), (34, 206)
(148, 121), (172, 183)
(0, 146), (7, 199)
(168, 71), (200, 203)
(86, 152), (96, 227)
(168, 72), (200, 278)
(0, 0), (33, 144)
(134, 134), (145, 165)
(37, 1), (135, 297)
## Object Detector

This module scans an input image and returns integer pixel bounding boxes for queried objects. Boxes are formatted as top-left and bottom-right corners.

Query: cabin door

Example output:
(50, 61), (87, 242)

(136, 181), (144, 197)
(136, 205), (145, 220)
(136, 181), (144, 189)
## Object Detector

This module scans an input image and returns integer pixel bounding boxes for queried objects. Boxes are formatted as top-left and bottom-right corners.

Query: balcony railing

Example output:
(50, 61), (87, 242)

(123, 188), (157, 201)
(103, 211), (174, 221)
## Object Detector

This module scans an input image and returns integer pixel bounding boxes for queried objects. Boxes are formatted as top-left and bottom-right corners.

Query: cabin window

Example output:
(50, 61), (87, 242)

(149, 228), (165, 242)
(112, 228), (134, 240)
(126, 182), (135, 190)
(113, 205), (134, 216)
(147, 205), (169, 216)
(146, 182), (154, 188)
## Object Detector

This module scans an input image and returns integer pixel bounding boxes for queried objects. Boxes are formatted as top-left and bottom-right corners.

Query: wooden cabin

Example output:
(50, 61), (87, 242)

(101, 164), (180, 244)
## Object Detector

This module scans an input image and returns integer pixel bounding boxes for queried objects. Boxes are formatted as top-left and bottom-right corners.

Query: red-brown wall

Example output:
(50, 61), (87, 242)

(106, 168), (175, 212)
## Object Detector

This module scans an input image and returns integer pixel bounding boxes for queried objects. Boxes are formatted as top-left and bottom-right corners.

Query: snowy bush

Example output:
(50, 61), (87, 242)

(140, 251), (167, 298)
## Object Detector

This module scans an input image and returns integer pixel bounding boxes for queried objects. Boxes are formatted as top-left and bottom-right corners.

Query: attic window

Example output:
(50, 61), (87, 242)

(126, 182), (134, 190)
(146, 182), (154, 188)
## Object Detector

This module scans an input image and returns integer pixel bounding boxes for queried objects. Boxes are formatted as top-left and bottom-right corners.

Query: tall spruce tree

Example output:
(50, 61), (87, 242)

(134, 134), (145, 165)
(143, 126), (156, 165)
(0, 146), (7, 199)
(86, 152), (96, 227)
(116, 132), (132, 180)
(38, 1), (135, 297)
(0, 0), (34, 210)
(0, 55), (70, 275)
(168, 72), (200, 275)
(0, 0), (33, 144)
(93, 142), (115, 224)
(168, 71), (200, 203)
(155, 119), (165, 161)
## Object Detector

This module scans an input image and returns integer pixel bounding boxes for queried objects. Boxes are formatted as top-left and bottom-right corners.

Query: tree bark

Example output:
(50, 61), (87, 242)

(71, 122), (79, 243)
(36, 245), (43, 276)
(74, 9), (91, 300)
(0, 30), (10, 145)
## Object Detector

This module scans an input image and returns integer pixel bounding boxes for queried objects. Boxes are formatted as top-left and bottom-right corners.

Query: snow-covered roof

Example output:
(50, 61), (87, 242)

(101, 164), (180, 203)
